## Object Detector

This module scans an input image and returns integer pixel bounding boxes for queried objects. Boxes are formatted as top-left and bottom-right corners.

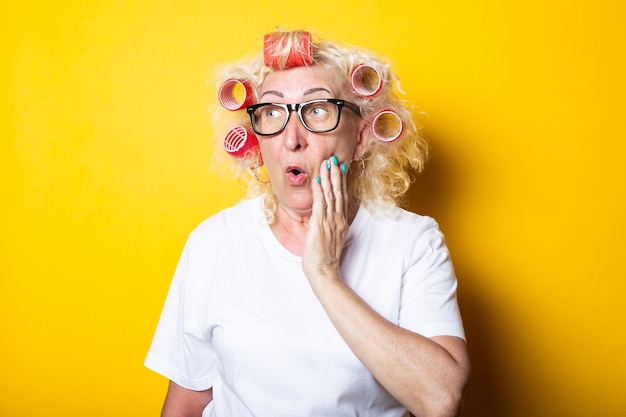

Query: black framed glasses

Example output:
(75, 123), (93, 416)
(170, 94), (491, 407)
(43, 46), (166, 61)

(246, 99), (361, 136)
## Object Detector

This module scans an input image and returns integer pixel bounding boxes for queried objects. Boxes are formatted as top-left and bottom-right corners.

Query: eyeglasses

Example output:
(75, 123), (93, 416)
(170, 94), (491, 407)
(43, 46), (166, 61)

(246, 99), (361, 136)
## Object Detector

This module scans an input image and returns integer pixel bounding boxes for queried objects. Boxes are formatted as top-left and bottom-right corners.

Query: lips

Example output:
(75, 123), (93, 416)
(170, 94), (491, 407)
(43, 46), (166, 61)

(286, 165), (308, 185)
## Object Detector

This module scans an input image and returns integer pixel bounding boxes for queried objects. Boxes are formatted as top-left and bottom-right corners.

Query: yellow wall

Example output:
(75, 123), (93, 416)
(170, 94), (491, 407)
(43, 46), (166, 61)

(2, 1), (624, 416)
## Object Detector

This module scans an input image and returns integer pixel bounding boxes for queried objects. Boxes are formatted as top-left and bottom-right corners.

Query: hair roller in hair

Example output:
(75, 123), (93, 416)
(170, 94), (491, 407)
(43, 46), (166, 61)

(372, 110), (404, 142)
(263, 31), (313, 68)
(350, 64), (383, 97)
(218, 79), (253, 111)
(223, 126), (259, 158)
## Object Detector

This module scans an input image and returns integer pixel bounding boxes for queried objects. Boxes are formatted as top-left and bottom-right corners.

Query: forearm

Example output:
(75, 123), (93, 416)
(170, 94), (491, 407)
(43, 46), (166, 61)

(161, 381), (213, 417)
(309, 274), (469, 417)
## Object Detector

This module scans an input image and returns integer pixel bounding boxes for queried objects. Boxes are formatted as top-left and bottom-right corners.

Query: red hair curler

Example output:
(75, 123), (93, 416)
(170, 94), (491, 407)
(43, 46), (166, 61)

(218, 79), (253, 111)
(263, 31), (313, 68)
(223, 126), (259, 158)
(351, 64), (383, 97)
(372, 110), (404, 142)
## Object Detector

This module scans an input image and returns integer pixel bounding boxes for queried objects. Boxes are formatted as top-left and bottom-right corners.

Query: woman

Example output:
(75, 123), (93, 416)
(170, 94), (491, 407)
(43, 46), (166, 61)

(145, 30), (469, 417)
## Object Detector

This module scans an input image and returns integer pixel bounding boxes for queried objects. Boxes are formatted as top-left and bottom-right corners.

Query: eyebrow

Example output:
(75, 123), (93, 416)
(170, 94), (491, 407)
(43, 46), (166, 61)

(259, 87), (333, 101)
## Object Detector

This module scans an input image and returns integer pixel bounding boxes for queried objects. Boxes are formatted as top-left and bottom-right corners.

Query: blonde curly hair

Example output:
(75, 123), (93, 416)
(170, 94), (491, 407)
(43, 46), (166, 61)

(209, 29), (428, 222)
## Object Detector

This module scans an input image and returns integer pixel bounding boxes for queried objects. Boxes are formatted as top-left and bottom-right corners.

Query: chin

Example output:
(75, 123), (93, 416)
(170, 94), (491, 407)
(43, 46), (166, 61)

(280, 194), (313, 214)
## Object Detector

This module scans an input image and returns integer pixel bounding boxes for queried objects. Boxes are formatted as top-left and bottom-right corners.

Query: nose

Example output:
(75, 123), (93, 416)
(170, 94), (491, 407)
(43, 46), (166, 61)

(282, 110), (307, 151)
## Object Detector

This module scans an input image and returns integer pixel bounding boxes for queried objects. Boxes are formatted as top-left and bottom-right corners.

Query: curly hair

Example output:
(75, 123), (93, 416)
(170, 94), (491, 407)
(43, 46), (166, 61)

(209, 29), (428, 222)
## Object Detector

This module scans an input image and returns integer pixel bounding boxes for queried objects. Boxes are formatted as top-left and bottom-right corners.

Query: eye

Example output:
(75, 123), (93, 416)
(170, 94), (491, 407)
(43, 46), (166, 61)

(265, 106), (285, 119)
(310, 107), (328, 117)
(305, 103), (330, 118)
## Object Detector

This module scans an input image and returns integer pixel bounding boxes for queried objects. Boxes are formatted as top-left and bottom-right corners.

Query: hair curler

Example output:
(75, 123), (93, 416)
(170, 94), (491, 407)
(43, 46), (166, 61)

(263, 31), (313, 68)
(218, 79), (253, 111)
(350, 64), (383, 97)
(372, 110), (404, 142)
(223, 126), (259, 158)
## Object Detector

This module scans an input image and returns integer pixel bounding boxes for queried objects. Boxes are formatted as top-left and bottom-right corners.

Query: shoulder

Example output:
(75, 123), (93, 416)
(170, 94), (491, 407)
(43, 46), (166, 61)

(193, 197), (262, 232)
(358, 205), (449, 257)
(364, 204), (442, 236)
(186, 197), (264, 246)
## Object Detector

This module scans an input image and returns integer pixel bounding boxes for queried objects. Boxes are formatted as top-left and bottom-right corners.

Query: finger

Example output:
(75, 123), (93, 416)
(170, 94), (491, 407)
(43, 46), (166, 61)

(341, 162), (348, 218)
(318, 159), (333, 217)
(312, 166), (327, 218)
(329, 156), (344, 215)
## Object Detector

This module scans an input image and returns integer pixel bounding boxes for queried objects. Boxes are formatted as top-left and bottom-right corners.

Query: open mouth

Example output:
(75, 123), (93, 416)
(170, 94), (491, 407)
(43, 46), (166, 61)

(286, 166), (307, 185)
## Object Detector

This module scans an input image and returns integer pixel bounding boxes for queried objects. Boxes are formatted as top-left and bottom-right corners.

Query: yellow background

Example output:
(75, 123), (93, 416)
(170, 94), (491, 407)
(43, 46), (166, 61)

(2, 1), (625, 416)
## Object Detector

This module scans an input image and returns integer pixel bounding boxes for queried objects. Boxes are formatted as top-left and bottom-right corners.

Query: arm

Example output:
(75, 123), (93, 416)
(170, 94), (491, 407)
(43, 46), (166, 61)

(161, 380), (213, 417)
(303, 158), (470, 417)
(308, 275), (469, 417)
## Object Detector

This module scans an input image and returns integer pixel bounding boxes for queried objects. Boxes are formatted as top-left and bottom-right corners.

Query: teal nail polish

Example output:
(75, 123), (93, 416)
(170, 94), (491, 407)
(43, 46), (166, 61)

(331, 155), (339, 166)
(326, 160), (331, 170)
(316, 176), (321, 184)
(341, 163), (347, 174)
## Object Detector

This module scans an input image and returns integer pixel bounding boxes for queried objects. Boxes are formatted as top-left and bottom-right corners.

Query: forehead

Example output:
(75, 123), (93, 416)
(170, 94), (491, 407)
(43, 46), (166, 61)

(260, 66), (338, 99)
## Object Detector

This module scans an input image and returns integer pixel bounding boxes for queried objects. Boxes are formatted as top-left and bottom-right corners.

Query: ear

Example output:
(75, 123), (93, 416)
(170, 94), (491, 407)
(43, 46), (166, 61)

(352, 119), (371, 161)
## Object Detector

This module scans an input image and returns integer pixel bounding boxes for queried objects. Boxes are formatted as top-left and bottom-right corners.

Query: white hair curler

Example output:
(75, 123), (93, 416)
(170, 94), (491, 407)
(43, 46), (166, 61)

(372, 110), (404, 142)
(223, 126), (259, 158)
(218, 79), (253, 111)
(350, 64), (383, 97)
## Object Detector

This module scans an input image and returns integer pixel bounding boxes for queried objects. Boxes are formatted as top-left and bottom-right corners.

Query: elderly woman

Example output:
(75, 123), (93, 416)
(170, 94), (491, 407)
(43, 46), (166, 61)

(145, 30), (469, 417)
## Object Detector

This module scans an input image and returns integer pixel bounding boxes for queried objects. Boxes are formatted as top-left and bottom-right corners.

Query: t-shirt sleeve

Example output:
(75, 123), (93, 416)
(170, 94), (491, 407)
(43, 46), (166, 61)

(398, 218), (466, 341)
(144, 235), (218, 390)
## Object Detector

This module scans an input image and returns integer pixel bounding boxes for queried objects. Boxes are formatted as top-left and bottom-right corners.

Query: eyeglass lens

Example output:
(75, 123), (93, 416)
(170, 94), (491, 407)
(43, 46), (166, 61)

(252, 101), (339, 135)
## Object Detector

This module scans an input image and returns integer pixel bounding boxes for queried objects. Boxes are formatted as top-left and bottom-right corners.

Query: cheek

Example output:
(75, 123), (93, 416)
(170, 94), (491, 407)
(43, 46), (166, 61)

(258, 140), (278, 163)
(333, 125), (361, 158)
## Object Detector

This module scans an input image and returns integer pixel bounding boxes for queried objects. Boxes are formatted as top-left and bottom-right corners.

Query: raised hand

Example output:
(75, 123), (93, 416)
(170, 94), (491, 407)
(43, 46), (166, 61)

(301, 155), (349, 281)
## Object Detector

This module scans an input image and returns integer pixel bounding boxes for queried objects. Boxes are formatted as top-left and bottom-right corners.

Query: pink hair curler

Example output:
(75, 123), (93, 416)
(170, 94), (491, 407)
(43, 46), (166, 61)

(372, 110), (404, 142)
(223, 126), (259, 158)
(351, 64), (383, 97)
(263, 31), (313, 68)
(218, 79), (253, 111)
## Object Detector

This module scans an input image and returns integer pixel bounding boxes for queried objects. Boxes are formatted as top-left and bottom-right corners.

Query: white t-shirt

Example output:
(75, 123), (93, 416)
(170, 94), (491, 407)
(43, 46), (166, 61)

(145, 196), (465, 417)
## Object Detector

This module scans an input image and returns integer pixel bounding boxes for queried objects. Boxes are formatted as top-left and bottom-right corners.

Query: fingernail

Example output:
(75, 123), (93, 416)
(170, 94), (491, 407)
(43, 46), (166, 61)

(331, 155), (339, 166)
(341, 163), (347, 174)
(326, 160), (331, 170)
(316, 176), (321, 184)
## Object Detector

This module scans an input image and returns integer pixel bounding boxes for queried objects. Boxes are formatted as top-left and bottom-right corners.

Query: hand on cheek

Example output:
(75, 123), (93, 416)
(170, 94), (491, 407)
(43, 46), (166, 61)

(303, 156), (349, 280)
